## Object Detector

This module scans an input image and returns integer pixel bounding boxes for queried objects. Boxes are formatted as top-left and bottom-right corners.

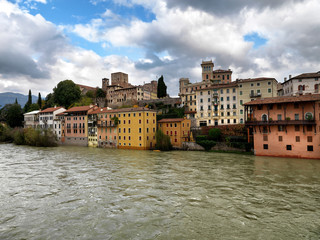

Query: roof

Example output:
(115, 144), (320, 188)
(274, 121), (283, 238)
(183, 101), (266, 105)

(158, 118), (185, 123)
(64, 106), (93, 113)
(213, 69), (232, 73)
(236, 77), (277, 83)
(24, 110), (40, 115)
(56, 112), (66, 116)
(91, 107), (156, 114)
(185, 111), (197, 114)
(40, 107), (63, 113)
(282, 72), (320, 84)
(244, 94), (320, 106)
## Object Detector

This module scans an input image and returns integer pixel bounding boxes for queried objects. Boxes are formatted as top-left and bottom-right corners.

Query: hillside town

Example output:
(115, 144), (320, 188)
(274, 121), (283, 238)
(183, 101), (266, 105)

(7, 60), (320, 159)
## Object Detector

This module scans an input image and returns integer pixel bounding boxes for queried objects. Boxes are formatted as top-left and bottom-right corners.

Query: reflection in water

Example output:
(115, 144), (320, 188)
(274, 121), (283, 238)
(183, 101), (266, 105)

(0, 144), (319, 240)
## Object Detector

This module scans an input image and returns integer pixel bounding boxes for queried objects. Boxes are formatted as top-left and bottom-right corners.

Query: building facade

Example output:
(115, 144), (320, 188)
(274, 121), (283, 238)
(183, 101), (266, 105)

(281, 72), (320, 96)
(245, 94), (320, 159)
(39, 107), (66, 130)
(63, 105), (98, 146)
(158, 118), (191, 148)
(23, 110), (40, 128)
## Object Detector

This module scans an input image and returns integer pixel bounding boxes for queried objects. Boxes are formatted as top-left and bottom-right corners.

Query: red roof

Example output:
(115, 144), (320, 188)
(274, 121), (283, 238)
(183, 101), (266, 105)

(244, 94), (320, 106)
(158, 118), (185, 123)
(77, 84), (96, 91)
(64, 106), (94, 113)
(40, 107), (63, 113)
(90, 107), (156, 114)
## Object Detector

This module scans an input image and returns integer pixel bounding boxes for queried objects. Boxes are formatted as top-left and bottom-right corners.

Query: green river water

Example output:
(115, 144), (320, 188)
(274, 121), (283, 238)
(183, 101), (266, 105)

(0, 144), (319, 239)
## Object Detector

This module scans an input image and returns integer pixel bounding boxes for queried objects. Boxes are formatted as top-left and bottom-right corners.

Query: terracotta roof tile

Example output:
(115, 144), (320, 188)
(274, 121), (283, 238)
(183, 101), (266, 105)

(236, 77), (277, 83)
(290, 72), (320, 80)
(90, 107), (156, 114)
(158, 118), (185, 123)
(244, 94), (320, 106)
(40, 107), (63, 113)
(64, 106), (93, 113)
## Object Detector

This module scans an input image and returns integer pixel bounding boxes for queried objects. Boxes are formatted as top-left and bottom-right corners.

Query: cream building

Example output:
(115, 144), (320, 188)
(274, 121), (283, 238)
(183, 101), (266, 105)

(236, 78), (278, 123)
(281, 72), (320, 96)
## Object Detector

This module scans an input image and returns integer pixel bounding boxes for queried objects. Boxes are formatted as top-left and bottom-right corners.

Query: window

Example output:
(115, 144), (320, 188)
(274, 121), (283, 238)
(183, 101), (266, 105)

(221, 119), (224, 124)
(307, 136), (312, 142)
(227, 97), (230, 101)
(139, 128), (142, 133)
(251, 83), (254, 87)
(233, 96), (236, 101)
(268, 81), (271, 85)
(268, 88), (271, 93)
(277, 114), (282, 120)
(263, 135), (268, 141)
(278, 136), (283, 142)
(307, 145), (313, 151)
(277, 104), (282, 110)
(240, 91), (242, 95)
(295, 114), (299, 120)
(240, 100), (243, 105)
(286, 145), (292, 151)
(221, 97), (223, 101)
(240, 84), (242, 88)
(200, 98), (203, 103)
(257, 83), (260, 86)
(240, 110), (243, 114)
(278, 125), (284, 132)
(262, 114), (268, 122)
(294, 103), (299, 109)
(307, 125), (313, 132)
(221, 89), (223, 94)
(233, 119), (236, 123)
(295, 125), (300, 131)
(263, 144), (268, 149)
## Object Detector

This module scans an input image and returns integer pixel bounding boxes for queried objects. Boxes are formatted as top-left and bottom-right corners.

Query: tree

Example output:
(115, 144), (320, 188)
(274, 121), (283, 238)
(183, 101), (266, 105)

(37, 93), (42, 109)
(43, 93), (55, 109)
(23, 89), (32, 113)
(15, 98), (18, 104)
(157, 75), (167, 98)
(53, 80), (81, 108)
(28, 103), (40, 112)
(95, 88), (106, 98)
(155, 129), (172, 151)
(208, 128), (222, 141)
(5, 104), (24, 128)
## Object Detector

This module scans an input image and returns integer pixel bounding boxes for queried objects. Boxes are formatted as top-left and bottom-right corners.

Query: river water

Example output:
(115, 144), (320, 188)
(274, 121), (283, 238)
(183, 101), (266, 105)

(0, 144), (319, 240)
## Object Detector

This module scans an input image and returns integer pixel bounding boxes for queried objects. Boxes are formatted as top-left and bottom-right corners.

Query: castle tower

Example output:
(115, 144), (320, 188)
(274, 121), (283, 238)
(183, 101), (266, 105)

(111, 72), (129, 88)
(201, 60), (214, 82)
(102, 78), (109, 91)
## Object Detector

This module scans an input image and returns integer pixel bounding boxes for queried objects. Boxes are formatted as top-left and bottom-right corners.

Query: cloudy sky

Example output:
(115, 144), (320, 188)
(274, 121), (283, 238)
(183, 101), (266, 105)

(1, 0), (320, 97)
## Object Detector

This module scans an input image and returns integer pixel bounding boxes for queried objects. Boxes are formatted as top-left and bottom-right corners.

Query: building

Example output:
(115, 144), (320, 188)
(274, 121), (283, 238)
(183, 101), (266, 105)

(63, 105), (98, 146)
(77, 84), (97, 95)
(101, 73), (158, 107)
(158, 118), (191, 149)
(23, 110), (40, 128)
(281, 72), (320, 96)
(195, 83), (238, 126)
(236, 78), (278, 124)
(201, 60), (232, 83)
(87, 109), (98, 147)
(244, 94), (320, 159)
(39, 107), (66, 130)
(117, 107), (157, 150)
(55, 112), (65, 142)
(95, 107), (157, 150)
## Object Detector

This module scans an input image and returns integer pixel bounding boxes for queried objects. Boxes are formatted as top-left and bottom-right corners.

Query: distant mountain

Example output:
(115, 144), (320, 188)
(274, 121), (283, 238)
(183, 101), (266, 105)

(0, 92), (38, 108)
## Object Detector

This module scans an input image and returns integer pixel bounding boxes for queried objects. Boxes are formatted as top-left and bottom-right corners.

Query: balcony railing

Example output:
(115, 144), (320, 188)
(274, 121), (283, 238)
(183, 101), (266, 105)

(249, 92), (262, 98)
(245, 119), (316, 126)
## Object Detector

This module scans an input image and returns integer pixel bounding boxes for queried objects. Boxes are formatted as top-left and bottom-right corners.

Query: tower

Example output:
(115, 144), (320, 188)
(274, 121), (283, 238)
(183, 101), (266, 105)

(201, 60), (214, 82)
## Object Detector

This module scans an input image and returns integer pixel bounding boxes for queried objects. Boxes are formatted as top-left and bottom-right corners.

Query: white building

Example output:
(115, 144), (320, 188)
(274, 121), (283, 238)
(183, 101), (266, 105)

(39, 107), (66, 131)
(282, 72), (320, 96)
(23, 110), (40, 128)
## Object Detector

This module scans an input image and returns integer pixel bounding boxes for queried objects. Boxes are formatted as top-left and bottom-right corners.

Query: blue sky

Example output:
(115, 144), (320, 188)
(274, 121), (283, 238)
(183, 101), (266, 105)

(1, 0), (320, 96)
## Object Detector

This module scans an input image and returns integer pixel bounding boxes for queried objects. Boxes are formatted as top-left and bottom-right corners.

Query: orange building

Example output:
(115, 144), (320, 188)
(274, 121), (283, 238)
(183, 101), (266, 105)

(63, 105), (98, 146)
(158, 118), (192, 149)
(245, 94), (320, 159)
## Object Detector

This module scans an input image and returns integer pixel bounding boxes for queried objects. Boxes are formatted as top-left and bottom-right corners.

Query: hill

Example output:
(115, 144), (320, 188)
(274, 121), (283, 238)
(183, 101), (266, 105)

(0, 92), (38, 108)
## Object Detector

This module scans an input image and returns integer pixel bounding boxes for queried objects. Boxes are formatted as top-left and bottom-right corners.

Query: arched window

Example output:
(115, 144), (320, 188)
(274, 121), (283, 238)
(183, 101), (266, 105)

(298, 85), (303, 91)
(262, 114), (268, 122)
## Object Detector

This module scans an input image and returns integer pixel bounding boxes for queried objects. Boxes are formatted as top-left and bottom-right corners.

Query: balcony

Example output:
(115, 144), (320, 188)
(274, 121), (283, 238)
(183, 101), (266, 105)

(245, 119), (316, 126)
(212, 92), (219, 98)
(249, 92), (262, 98)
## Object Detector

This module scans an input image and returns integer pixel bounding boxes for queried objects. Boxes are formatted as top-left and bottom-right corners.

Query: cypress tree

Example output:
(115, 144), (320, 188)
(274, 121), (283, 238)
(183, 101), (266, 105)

(15, 98), (18, 104)
(38, 92), (42, 109)
(157, 75), (167, 98)
(23, 89), (32, 113)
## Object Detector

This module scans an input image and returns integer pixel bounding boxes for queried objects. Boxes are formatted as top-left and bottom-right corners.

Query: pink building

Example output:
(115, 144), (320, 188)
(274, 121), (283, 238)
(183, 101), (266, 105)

(63, 105), (98, 146)
(245, 94), (320, 159)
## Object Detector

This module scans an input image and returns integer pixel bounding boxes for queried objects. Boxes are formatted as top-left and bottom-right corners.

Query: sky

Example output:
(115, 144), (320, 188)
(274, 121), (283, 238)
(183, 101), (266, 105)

(1, 0), (320, 97)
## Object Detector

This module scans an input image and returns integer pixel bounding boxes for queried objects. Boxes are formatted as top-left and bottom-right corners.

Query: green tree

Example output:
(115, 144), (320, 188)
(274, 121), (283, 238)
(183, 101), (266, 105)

(208, 128), (222, 141)
(53, 80), (81, 108)
(43, 93), (55, 109)
(28, 103), (40, 112)
(23, 89), (32, 113)
(155, 129), (172, 151)
(95, 88), (106, 98)
(6, 104), (24, 128)
(85, 90), (95, 99)
(15, 98), (18, 104)
(37, 93), (42, 109)
(72, 96), (93, 107)
(157, 75), (167, 98)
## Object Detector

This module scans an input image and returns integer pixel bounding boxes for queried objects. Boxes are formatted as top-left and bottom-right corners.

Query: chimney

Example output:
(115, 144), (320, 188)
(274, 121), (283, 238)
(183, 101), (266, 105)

(284, 77), (287, 81)
(289, 75), (292, 79)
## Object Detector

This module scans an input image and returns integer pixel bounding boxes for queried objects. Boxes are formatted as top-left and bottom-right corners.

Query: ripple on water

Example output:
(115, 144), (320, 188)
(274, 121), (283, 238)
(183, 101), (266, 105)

(0, 144), (320, 239)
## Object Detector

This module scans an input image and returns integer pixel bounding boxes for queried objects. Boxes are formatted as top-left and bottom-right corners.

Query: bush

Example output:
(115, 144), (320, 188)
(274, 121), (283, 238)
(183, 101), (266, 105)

(155, 129), (172, 151)
(197, 140), (216, 151)
(196, 135), (208, 141)
(0, 124), (13, 142)
(208, 128), (221, 141)
(13, 128), (26, 145)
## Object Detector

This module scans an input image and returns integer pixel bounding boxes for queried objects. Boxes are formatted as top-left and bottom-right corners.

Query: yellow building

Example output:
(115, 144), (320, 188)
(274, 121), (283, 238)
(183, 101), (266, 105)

(117, 107), (157, 150)
(158, 118), (191, 149)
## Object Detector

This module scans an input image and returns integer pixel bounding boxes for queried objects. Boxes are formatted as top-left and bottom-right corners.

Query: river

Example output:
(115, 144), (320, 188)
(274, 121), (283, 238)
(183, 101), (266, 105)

(0, 144), (319, 240)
